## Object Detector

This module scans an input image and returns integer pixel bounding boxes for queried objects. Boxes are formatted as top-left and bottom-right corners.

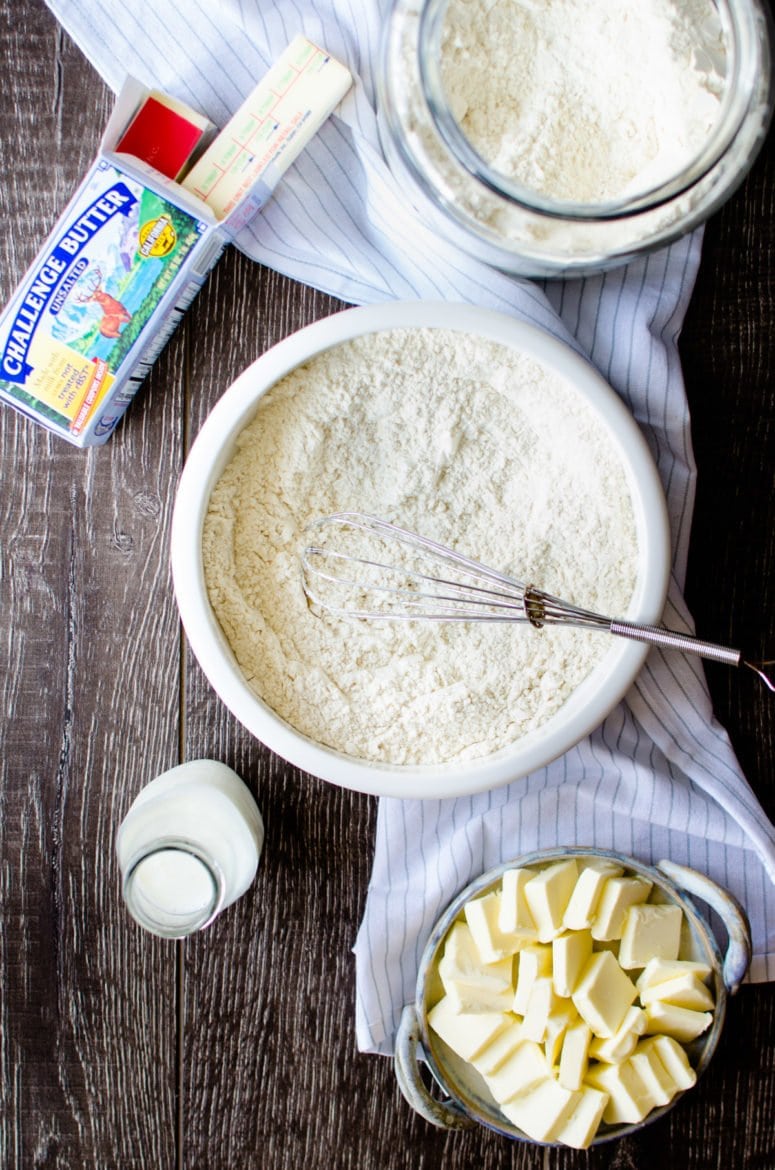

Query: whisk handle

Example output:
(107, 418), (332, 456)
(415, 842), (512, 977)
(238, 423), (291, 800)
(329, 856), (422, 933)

(609, 621), (742, 667)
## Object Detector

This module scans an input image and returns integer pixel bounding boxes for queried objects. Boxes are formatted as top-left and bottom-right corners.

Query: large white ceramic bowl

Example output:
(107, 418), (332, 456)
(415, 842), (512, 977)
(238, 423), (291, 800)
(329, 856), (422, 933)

(170, 301), (671, 799)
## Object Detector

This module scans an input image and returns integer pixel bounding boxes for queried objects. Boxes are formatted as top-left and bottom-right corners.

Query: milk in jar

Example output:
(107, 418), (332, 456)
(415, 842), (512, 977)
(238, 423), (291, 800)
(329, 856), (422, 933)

(116, 759), (264, 938)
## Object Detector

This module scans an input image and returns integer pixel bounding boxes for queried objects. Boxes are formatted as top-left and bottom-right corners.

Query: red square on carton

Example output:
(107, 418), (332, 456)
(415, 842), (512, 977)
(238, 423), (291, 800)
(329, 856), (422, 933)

(116, 95), (207, 180)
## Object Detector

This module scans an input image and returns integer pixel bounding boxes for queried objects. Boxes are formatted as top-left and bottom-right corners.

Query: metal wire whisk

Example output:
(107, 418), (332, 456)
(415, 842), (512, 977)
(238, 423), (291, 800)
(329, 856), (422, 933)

(300, 512), (774, 691)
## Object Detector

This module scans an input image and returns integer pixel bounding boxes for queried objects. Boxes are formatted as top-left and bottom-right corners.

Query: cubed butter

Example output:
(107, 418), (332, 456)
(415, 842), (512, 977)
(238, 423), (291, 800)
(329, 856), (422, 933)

(445, 976), (515, 1014)
(499, 868), (538, 937)
(544, 1000), (579, 1067)
(484, 1039), (550, 1103)
(588, 1005), (647, 1063)
(553, 1086), (610, 1150)
(465, 892), (528, 962)
(472, 1018), (525, 1076)
(618, 903), (683, 968)
(439, 922), (514, 1010)
(636, 957), (713, 996)
(553, 929), (593, 997)
(427, 996), (509, 1061)
(440, 921), (514, 988)
(524, 859), (579, 943)
(441, 920), (480, 970)
(428, 859), (709, 1149)
(513, 944), (553, 1015)
(558, 1021), (593, 1090)
(544, 1015), (566, 1068)
(591, 876), (653, 941)
(572, 951), (638, 1038)
(644, 1000), (712, 1042)
(629, 1046), (676, 1107)
(500, 1077), (579, 1142)
(563, 860), (623, 931)
(639, 972), (715, 1012)
(585, 1058), (656, 1125)
(520, 976), (561, 1043)
(639, 1035), (698, 1091)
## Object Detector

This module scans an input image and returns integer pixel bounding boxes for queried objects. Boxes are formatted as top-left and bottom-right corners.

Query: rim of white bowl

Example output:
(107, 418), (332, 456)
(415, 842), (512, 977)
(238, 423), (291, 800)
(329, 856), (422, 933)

(170, 301), (671, 799)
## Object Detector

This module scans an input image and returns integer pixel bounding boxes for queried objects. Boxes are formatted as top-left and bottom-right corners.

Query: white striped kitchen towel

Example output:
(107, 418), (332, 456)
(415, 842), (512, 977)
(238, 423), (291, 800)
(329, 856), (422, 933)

(45, 0), (775, 1054)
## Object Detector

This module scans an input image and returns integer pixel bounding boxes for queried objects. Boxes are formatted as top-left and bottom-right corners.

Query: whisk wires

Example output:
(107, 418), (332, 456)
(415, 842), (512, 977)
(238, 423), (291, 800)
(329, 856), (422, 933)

(299, 513), (774, 692)
(300, 512), (611, 629)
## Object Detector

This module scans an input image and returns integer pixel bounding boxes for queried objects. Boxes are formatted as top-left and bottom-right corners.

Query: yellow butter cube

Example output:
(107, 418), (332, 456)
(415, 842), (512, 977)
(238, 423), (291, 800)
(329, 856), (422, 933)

(629, 1046), (677, 1107)
(440, 921), (514, 987)
(591, 876), (653, 941)
(484, 1039), (550, 1103)
(439, 921), (514, 1010)
(465, 892), (530, 962)
(520, 976), (561, 1043)
(572, 951), (638, 1038)
(563, 861), (623, 931)
(585, 1058), (655, 1125)
(588, 1005), (647, 1063)
(639, 1035), (698, 1091)
(554, 1085), (610, 1150)
(558, 1021), (593, 1090)
(544, 999), (579, 1067)
(636, 957), (713, 996)
(544, 1016), (566, 1068)
(513, 944), (553, 1015)
(553, 929), (593, 997)
(618, 903), (683, 968)
(442, 920), (481, 969)
(524, 859), (579, 943)
(427, 996), (509, 1061)
(644, 1000), (712, 1042)
(639, 972), (715, 1012)
(499, 867), (538, 937)
(472, 1018), (525, 1076)
(445, 976), (515, 1014)
(501, 1077), (579, 1142)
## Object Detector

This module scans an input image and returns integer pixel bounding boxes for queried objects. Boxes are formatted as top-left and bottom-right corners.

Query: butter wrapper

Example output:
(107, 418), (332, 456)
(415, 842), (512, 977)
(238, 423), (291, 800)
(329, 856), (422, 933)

(0, 40), (351, 447)
(0, 161), (219, 444)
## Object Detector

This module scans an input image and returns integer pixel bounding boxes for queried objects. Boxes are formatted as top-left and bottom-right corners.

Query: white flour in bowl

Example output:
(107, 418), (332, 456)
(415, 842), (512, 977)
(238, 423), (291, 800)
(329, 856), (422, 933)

(383, 0), (735, 266)
(438, 0), (725, 203)
(202, 328), (639, 765)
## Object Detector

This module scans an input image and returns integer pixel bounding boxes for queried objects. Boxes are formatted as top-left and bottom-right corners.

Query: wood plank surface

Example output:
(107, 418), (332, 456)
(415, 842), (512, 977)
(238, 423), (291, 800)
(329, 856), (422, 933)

(1, 3), (773, 1169)
(0, 5), (180, 1168)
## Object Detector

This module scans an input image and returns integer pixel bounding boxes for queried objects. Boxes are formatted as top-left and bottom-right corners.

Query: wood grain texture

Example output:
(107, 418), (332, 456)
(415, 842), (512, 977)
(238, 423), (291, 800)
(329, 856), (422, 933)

(0, 5), (179, 1167)
(682, 128), (775, 819)
(1, 2), (773, 1168)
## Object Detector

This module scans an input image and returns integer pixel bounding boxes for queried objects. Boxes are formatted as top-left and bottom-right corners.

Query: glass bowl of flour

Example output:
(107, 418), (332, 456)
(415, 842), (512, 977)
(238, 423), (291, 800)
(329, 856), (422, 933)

(377, 0), (773, 277)
(170, 302), (670, 798)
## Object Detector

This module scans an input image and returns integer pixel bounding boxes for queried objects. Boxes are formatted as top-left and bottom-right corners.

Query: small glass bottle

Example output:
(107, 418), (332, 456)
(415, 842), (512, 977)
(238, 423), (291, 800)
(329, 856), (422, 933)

(116, 759), (264, 939)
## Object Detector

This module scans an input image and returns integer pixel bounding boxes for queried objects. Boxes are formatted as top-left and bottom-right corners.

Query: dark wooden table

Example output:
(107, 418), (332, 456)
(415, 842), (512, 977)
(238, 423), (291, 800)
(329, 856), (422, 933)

(2, 3), (773, 1167)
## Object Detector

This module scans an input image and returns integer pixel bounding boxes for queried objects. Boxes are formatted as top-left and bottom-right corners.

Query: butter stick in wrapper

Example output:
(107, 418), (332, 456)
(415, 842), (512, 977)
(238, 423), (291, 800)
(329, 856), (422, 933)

(182, 36), (352, 221)
(0, 39), (351, 446)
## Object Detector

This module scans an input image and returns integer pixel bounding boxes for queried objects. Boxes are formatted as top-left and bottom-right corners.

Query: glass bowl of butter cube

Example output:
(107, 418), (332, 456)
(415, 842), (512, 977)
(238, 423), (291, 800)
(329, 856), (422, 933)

(394, 847), (751, 1149)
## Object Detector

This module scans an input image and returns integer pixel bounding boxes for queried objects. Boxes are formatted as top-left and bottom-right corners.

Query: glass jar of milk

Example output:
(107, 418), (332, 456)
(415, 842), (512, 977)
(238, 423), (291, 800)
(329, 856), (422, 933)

(116, 760), (264, 939)
(377, 0), (773, 276)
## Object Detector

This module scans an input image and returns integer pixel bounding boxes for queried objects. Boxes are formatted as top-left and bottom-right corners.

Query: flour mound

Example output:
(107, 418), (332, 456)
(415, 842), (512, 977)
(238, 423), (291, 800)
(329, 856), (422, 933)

(203, 328), (639, 766)
(440, 0), (725, 203)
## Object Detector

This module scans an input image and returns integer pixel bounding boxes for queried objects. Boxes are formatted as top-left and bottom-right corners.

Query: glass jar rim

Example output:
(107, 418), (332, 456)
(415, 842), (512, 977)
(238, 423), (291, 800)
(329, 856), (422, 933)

(122, 836), (226, 939)
(417, 0), (758, 223)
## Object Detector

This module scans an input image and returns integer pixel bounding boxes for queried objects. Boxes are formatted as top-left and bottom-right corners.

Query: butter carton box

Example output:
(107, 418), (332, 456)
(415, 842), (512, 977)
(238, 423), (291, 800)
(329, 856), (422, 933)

(0, 158), (217, 444)
(0, 38), (351, 446)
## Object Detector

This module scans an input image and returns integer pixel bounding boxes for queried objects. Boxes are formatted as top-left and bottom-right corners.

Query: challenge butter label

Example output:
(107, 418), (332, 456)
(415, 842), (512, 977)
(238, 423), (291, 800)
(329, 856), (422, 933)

(0, 161), (206, 436)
